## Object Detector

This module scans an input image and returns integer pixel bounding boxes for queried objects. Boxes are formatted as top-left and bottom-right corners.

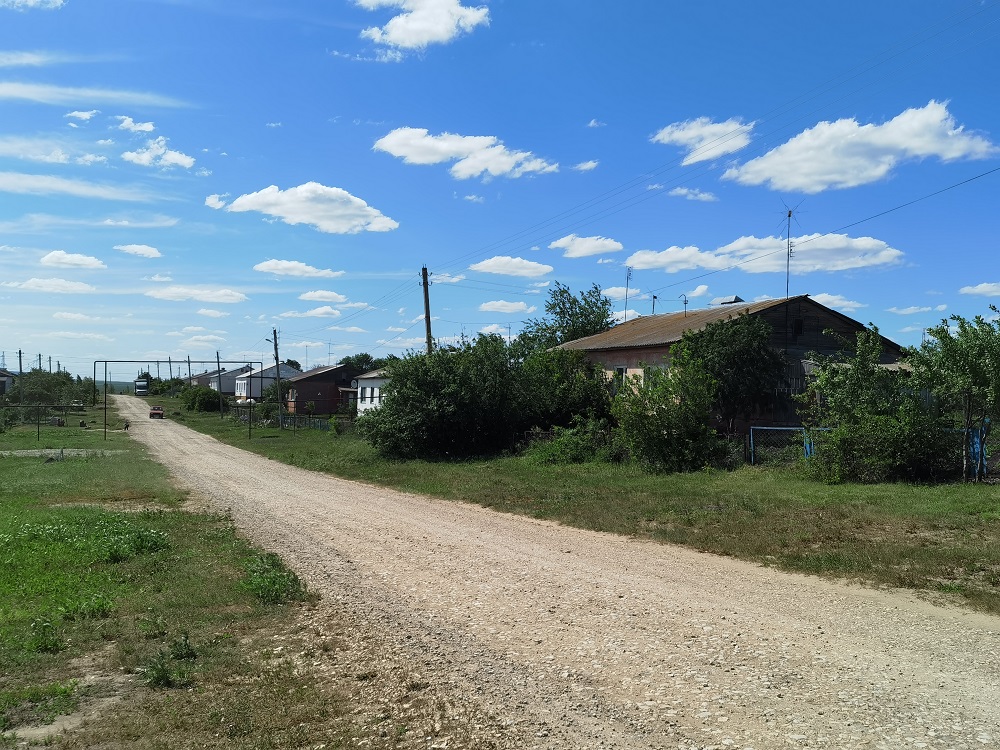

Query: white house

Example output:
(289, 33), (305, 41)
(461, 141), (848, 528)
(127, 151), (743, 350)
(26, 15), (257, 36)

(354, 369), (388, 414)
(209, 365), (252, 396)
(234, 363), (301, 400)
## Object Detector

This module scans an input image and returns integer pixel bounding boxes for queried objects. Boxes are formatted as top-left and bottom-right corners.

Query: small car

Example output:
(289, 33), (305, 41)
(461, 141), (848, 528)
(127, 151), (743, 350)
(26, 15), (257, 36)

(149, 405), (166, 419)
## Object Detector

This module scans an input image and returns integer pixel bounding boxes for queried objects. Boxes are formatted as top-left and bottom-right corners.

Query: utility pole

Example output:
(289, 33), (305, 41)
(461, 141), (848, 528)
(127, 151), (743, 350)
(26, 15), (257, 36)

(48, 356), (52, 372)
(216, 351), (225, 417)
(187, 356), (192, 383)
(271, 328), (283, 428)
(168, 357), (173, 379)
(38, 354), (42, 370)
(156, 361), (160, 379)
(652, 295), (657, 315)
(18, 350), (23, 404)
(679, 293), (689, 317)
(421, 266), (433, 355)
(623, 266), (633, 322)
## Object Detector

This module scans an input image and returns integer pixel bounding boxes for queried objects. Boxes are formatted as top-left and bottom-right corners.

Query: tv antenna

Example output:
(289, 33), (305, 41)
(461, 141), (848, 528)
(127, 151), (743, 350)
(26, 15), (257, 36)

(780, 200), (805, 299)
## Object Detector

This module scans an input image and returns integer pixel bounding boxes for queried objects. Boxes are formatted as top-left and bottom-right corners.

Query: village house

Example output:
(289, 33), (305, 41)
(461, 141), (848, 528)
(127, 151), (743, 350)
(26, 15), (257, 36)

(353, 369), (389, 415)
(558, 294), (904, 426)
(0, 368), (15, 398)
(234, 363), (302, 401)
(208, 365), (252, 397)
(285, 364), (361, 416)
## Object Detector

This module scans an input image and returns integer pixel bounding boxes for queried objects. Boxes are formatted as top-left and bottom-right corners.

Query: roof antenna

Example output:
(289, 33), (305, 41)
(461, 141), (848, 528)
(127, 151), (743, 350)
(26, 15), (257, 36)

(623, 266), (633, 322)
(679, 293), (688, 317)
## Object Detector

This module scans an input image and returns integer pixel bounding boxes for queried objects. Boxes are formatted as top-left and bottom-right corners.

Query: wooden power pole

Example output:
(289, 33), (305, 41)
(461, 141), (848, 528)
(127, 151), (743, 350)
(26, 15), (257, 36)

(421, 266), (433, 355)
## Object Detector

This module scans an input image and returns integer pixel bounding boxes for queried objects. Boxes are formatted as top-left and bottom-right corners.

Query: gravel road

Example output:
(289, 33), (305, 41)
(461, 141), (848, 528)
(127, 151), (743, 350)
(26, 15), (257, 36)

(116, 397), (999, 750)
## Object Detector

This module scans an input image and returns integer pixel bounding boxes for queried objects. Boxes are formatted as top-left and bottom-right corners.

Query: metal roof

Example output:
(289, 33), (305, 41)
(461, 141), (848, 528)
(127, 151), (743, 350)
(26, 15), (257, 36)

(287, 364), (355, 382)
(559, 296), (799, 352)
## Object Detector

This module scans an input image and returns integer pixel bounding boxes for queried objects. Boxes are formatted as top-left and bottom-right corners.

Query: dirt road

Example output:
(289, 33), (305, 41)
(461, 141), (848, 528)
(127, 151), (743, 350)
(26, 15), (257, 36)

(116, 397), (999, 749)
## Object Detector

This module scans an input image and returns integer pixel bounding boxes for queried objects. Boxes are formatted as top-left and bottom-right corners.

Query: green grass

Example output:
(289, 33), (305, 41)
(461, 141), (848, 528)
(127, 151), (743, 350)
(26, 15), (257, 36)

(0, 401), (358, 747)
(164, 396), (1000, 614)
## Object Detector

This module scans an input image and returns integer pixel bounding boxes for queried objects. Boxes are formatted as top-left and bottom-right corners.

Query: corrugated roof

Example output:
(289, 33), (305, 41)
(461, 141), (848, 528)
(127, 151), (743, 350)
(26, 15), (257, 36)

(560, 296), (799, 352)
(287, 364), (352, 382)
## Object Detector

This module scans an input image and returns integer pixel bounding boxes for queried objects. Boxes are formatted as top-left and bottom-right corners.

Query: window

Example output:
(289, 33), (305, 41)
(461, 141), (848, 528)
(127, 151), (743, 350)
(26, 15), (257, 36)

(360, 386), (368, 403)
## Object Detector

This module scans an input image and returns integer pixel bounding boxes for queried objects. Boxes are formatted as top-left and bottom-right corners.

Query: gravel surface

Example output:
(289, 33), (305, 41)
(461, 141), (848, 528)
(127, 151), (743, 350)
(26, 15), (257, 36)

(115, 397), (1000, 750)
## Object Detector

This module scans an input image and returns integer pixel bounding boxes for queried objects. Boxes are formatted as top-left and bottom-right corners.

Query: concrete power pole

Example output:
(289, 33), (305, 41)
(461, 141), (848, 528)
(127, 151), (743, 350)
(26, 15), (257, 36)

(421, 265), (433, 355)
(271, 328), (283, 428)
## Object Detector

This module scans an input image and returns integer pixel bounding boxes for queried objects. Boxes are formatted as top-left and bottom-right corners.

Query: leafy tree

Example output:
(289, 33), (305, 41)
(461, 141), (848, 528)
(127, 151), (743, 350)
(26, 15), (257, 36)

(261, 379), (293, 404)
(282, 358), (302, 372)
(180, 385), (222, 412)
(519, 348), (612, 429)
(798, 327), (954, 483)
(515, 282), (614, 355)
(906, 309), (1000, 479)
(10, 369), (95, 405)
(339, 353), (395, 373)
(358, 335), (520, 459)
(611, 347), (721, 472)
(675, 314), (785, 432)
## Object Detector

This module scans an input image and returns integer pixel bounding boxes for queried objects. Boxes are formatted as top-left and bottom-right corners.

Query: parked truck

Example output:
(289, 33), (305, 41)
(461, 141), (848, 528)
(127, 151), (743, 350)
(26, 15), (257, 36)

(134, 378), (149, 396)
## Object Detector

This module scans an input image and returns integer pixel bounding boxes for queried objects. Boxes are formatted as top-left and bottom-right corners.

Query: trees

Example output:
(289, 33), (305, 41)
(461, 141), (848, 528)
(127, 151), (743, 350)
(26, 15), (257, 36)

(339, 353), (395, 373)
(515, 282), (614, 355)
(675, 314), (784, 431)
(282, 358), (302, 372)
(798, 327), (954, 483)
(8, 369), (95, 405)
(611, 347), (720, 472)
(906, 310), (1000, 480)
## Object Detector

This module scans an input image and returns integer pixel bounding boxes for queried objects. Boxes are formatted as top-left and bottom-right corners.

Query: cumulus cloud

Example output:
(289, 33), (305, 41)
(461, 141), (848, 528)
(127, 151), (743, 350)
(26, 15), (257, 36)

(145, 286), (247, 303)
(960, 283), (1000, 297)
(724, 101), (997, 193)
(669, 187), (718, 202)
(626, 234), (902, 275)
(122, 136), (195, 169)
(587, 119), (605, 128)
(687, 284), (710, 298)
(115, 115), (155, 133)
(573, 160), (599, 172)
(478, 300), (536, 314)
(53, 311), (98, 321)
(197, 308), (230, 318)
(464, 194), (484, 203)
(435, 273), (465, 283)
(651, 116), (754, 165)
(479, 323), (509, 336)
(328, 325), (367, 333)
(40, 250), (105, 269)
(278, 306), (342, 318)
(65, 109), (98, 120)
(612, 309), (641, 324)
(114, 243), (161, 258)
(603, 287), (645, 302)
(374, 127), (558, 180)
(469, 255), (553, 278)
(811, 293), (867, 313)
(548, 233), (623, 258)
(887, 305), (932, 315)
(253, 259), (344, 278)
(3, 277), (95, 293)
(145, 273), (171, 282)
(299, 290), (348, 303)
(212, 182), (398, 234)
(357, 0), (489, 49)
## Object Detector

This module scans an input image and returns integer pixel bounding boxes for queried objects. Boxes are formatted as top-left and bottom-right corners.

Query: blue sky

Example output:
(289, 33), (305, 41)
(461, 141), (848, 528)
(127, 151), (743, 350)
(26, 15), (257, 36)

(2, 0), (999, 378)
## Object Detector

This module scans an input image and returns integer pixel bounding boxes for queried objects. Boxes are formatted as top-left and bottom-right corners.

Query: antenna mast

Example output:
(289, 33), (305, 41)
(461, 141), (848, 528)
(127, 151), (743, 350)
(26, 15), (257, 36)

(785, 209), (793, 299)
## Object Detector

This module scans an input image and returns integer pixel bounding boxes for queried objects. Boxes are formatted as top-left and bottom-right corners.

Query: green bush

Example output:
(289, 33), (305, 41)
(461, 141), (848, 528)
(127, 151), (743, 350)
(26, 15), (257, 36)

(180, 386), (222, 413)
(523, 417), (619, 464)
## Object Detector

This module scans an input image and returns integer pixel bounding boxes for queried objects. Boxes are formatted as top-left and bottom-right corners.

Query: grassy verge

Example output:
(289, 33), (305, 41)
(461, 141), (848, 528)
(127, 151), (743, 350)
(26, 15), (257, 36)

(0, 409), (352, 748)
(161, 397), (1000, 614)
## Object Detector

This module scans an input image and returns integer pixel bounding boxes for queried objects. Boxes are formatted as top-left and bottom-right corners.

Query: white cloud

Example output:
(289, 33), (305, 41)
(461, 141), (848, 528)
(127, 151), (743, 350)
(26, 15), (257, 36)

(48, 331), (111, 341)
(146, 286), (247, 303)
(960, 283), (1000, 297)
(887, 305), (932, 315)
(278, 306), (342, 318)
(299, 290), (348, 303)
(478, 300), (536, 314)
(386, 325), (407, 332)
(0, 82), (184, 107)
(811, 293), (867, 313)
(122, 136), (195, 169)
(357, 0), (489, 49)
(340, 301), (374, 310)
(724, 101), (997, 193)
(469, 255), (553, 278)
(479, 323), (509, 336)
(1, 0), (65, 9)
(0, 171), (148, 201)
(374, 127), (558, 180)
(548, 233), (623, 258)
(935, 304), (947, 312)
(687, 284), (710, 298)
(328, 325), (367, 333)
(603, 287), (644, 302)
(626, 234), (902, 275)
(114, 243), (161, 258)
(669, 187), (718, 202)
(265, 122), (282, 128)
(1, 51), (64, 66)
(647, 183), (663, 191)
(65, 109), (99, 120)
(40, 250), (105, 269)
(197, 309), (229, 318)
(464, 194), (484, 203)
(145, 273), (171, 282)
(573, 160), (599, 172)
(115, 115), (155, 133)
(651, 116), (754, 165)
(253, 259), (344, 278)
(435, 273), (465, 283)
(612, 309), (641, 324)
(215, 182), (398, 234)
(53, 311), (97, 320)
(3, 277), (95, 293)
(587, 119), (605, 128)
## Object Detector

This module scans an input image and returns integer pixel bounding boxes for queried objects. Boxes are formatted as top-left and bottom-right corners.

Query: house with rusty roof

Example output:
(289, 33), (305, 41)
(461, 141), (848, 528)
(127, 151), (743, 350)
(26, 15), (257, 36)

(285, 363), (361, 415)
(559, 294), (904, 426)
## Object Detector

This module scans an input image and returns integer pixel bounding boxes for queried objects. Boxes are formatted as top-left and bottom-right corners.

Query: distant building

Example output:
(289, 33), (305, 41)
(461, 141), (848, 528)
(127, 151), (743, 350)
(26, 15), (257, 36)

(354, 369), (389, 415)
(234, 363), (302, 400)
(0, 368), (14, 397)
(285, 364), (361, 415)
(209, 365), (252, 397)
